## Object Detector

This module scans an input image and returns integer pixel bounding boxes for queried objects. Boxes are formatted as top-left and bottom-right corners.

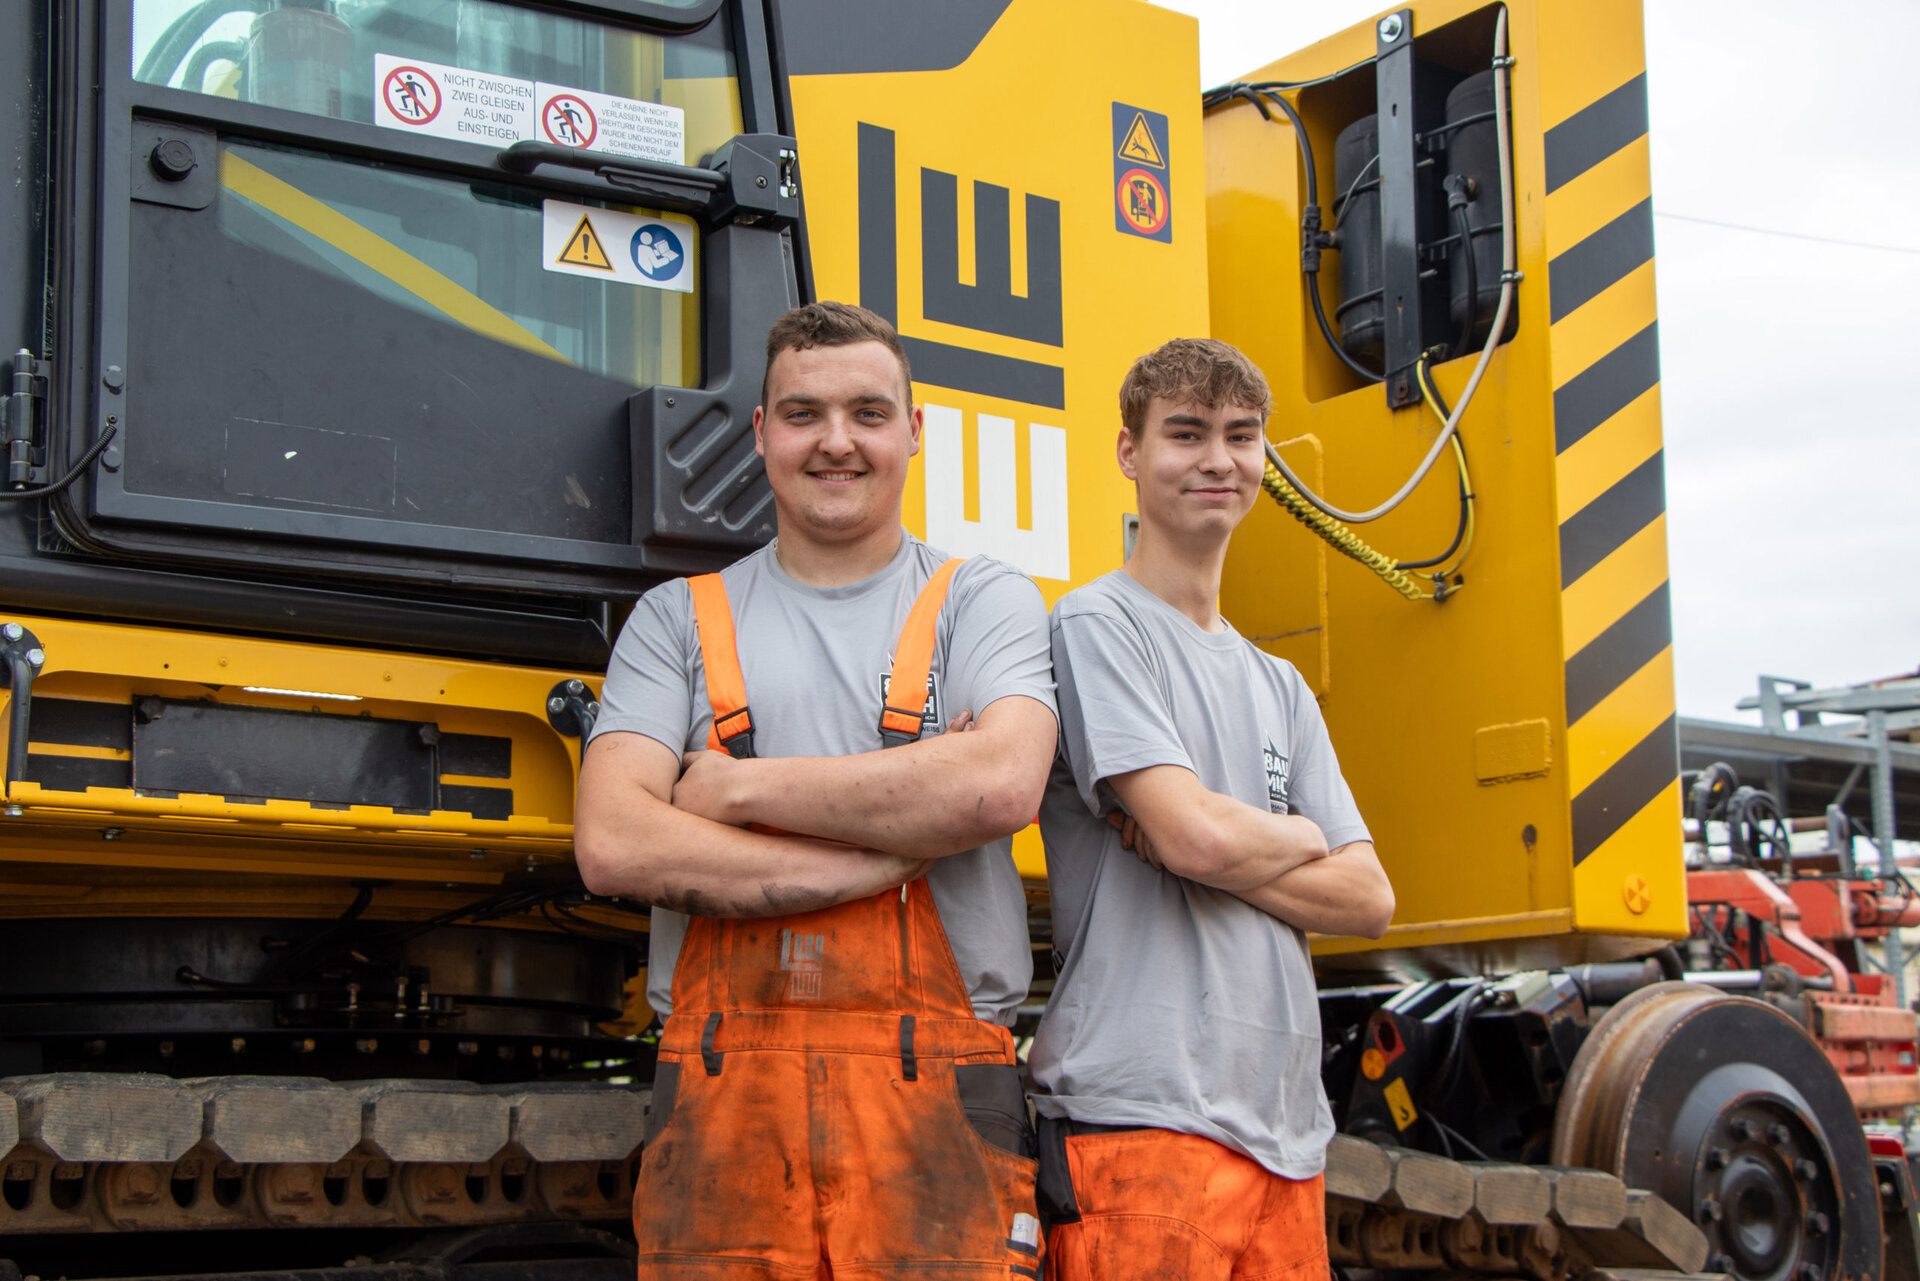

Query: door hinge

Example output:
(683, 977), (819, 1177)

(3, 350), (49, 490)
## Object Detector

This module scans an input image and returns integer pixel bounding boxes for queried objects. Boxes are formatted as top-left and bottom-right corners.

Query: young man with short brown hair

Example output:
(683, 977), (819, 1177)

(577, 301), (1058, 1277)
(1031, 337), (1394, 1280)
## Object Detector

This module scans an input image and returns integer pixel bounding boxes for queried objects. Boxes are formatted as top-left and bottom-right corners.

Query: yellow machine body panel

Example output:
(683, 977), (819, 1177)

(0, 614), (585, 903)
(1206, 0), (1682, 973)
(783, 0), (1210, 877)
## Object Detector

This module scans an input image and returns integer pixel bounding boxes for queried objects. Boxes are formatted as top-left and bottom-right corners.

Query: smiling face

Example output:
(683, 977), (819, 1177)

(1119, 397), (1267, 546)
(752, 340), (922, 553)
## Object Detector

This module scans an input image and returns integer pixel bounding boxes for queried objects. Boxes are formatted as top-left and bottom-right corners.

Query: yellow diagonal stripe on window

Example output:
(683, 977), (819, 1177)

(219, 152), (569, 364)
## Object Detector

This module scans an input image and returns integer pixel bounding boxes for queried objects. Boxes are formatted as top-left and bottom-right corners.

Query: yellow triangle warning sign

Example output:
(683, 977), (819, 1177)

(1118, 111), (1165, 168)
(557, 215), (614, 270)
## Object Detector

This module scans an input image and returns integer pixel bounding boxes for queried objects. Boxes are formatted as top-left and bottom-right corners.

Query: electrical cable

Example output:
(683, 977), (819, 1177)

(1398, 358), (1476, 572)
(1332, 153), (1378, 230)
(1251, 88), (1388, 385)
(1205, 80), (1387, 384)
(1259, 460), (1432, 602)
(1263, 8), (1518, 525)
(0, 424), (119, 502)
(1434, 1118), (1493, 1163)
(1200, 56), (1378, 105)
(1255, 352), (1474, 600)
(1310, 269), (1384, 383)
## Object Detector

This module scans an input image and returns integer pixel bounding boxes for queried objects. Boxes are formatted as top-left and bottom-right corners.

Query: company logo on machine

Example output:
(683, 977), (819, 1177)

(542, 200), (694, 292)
(879, 670), (941, 731)
(630, 224), (685, 281)
(923, 408), (1070, 582)
(851, 123), (1073, 582)
(1264, 737), (1291, 813)
(542, 93), (597, 148)
(1112, 102), (1172, 242)
(382, 65), (441, 126)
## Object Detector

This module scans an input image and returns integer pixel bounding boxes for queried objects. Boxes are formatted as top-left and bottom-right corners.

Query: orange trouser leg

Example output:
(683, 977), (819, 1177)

(1043, 1129), (1326, 1281)
(636, 1043), (1042, 1278)
(634, 1047), (819, 1278)
(818, 1051), (1042, 1278)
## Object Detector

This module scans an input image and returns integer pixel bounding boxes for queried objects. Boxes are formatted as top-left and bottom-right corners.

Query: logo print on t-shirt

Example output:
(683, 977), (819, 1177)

(1264, 737), (1291, 813)
(878, 669), (941, 730)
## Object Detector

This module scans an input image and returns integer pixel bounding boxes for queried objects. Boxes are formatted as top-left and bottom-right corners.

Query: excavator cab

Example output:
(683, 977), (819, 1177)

(41, 0), (793, 605)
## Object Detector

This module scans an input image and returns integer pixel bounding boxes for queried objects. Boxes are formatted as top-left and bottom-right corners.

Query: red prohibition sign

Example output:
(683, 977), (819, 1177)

(382, 65), (441, 126)
(1117, 167), (1170, 235)
(543, 94), (598, 148)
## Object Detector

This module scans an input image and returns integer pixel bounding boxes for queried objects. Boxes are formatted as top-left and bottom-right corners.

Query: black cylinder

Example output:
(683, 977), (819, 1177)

(247, 2), (353, 119)
(1566, 958), (1666, 1007)
(1444, 70), (1512, 348)
(1332, 114), (1383, 362)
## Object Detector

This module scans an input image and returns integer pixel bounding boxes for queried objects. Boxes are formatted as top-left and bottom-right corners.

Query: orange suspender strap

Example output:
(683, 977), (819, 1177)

(878, 557), (965, 749)
(686, 573), (756, 759)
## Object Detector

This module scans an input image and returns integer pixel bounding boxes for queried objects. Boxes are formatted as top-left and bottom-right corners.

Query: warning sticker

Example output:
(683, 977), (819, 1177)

(381, 63), (441, 127)
(1383, 1077), (1419, 1131)
(1112, 102), (1172, 243)
(371, 55), (685, 165)
(542, 199), (695, 293)
(535, 81), (685, 166)
(1118, 110), (1166, 168)
(374, 54), (533, 145)
(1117, 168), (1169, 236)
(555, 215), (614, 271)
(542, 93), (598, 149)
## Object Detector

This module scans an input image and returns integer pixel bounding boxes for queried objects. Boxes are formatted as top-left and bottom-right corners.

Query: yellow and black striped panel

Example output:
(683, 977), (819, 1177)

(1539, 23), (1683, 935)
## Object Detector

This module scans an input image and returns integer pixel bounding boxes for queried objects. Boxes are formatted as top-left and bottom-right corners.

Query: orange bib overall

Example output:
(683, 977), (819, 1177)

(634, 561), (1043, 1279)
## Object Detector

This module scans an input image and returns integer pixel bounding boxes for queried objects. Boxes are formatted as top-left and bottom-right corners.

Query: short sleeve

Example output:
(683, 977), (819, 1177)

(1273, 663), (1372, 850)
(939, 559), (1058, 724)
(1052, 608), (1195, 817)
(588, 580), (699, 756)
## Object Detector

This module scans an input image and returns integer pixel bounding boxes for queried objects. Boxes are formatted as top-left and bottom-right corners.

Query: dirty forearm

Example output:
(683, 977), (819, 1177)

(575, 734), (928, 916)
(686, 698), (1055, 859)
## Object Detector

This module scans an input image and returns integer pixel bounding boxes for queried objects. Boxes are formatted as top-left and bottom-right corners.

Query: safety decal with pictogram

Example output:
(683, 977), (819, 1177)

(381, 64), (441, 126)
(542, 93), (598, 148)
(555, 215), (614, 271)
(543, 199), (695, 292)
(1111, 102), (1172, 242)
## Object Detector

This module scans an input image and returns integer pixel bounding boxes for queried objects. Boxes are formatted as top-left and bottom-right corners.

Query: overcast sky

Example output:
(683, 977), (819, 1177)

(1156, 0), (1920, 725)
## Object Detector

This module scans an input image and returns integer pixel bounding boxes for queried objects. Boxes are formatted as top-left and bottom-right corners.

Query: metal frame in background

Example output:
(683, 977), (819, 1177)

(1681, 673), (1920, 1001)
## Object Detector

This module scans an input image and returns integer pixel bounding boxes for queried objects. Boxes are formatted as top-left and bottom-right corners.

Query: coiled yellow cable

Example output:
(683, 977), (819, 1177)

(1258, 357), (1477, 602)
(1259, 460), (1433, 601)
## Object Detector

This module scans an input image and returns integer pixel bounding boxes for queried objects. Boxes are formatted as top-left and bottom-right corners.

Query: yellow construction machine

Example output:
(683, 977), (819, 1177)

(0, 0), (1908, 1277)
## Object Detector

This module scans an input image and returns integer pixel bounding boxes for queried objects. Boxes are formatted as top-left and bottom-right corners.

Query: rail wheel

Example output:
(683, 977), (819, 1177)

(1551, 982), (1880, 1281)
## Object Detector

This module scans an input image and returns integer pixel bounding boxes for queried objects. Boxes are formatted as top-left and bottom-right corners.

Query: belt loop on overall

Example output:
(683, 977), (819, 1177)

(899, 1014), (917, 1081)
(702, 1011), (725, 1075)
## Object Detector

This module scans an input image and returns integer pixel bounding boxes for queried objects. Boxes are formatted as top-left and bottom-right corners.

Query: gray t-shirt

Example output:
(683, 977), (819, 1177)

(589, 532), (1055, 1026)
(1029, 569), (1372, 1178)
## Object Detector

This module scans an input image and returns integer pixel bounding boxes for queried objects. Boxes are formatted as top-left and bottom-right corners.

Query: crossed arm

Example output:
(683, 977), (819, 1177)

(1106, 764), (1395, 938)
(574, 695), (1056, 915)
(669, 695), (1056, 860)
